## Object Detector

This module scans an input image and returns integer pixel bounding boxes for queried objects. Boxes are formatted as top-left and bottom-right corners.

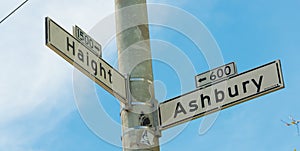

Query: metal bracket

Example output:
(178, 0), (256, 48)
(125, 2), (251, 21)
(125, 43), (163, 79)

(123, 74), (133, 111)
(154, 125), (162, 137)
(121, 74), (162, 137)
(122, 126), (157, 149)
(154, 99), (162, 137)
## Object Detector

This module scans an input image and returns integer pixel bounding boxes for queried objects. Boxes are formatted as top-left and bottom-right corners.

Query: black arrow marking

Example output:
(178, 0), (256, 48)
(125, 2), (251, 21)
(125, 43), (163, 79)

(95, 46), (100, 52)
(198, 77), (207, 83)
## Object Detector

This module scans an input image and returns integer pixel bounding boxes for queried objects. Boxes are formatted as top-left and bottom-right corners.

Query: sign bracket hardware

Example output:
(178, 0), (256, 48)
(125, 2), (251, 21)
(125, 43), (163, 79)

(123, 74), (133, 111)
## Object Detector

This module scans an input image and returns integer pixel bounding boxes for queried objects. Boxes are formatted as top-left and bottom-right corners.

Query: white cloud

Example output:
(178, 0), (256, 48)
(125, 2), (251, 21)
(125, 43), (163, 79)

(0, 0), (114, 150)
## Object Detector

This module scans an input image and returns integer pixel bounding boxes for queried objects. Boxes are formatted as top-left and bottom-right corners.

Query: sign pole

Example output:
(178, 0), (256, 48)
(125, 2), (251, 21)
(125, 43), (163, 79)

(115, 0), (161, 151)
(45, 0), (285, 148)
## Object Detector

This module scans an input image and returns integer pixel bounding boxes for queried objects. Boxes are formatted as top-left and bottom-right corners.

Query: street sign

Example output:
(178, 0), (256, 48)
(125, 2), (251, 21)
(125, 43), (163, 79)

(73, 25), (102, 58)
(195, 62), (237, 88)
(159, 60), (284, 130)
(45, 17), (127, 103)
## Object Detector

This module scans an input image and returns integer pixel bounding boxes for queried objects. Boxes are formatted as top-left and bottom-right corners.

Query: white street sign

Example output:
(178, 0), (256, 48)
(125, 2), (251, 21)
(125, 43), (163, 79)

(195, 62), (237, 88)
(73, 25), (102, 58)
(159, 60), (284, 130)
(45, 17), (127, 103)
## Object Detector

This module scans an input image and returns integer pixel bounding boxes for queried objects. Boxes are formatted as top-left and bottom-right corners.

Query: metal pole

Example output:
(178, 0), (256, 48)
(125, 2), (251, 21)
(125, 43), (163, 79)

(115, 0), (160, 151)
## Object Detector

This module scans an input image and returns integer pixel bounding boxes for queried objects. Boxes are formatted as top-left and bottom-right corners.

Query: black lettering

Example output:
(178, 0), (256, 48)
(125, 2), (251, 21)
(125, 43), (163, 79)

(174, 102), (187, 118)
(228, 85), (239, 98)
(217, 69), (223, 78)
(79, 30), (84, 41)
(86, 52), (89, 66)
(108, 70), (112, 84)
(252, 75), (263, 93)
(189, 100), (198, 112)
(242, 81), (250, 93)
(215, 89), (225, 103)
(78, 49), (84, 62)
(91, 60), (97, 75)
(66, 37), (75, 55)
(85, 36), (89, 46)
(225, 66), (231, 75)
(201, 94), (211, 108)
(90, 39), (94, 48)
(99, 63), (106, 79)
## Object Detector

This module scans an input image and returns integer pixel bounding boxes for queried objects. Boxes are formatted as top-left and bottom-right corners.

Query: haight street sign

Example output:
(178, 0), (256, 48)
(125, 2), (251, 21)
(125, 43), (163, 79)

(159, 60), (284, 130)
(45, 17), (127, 103)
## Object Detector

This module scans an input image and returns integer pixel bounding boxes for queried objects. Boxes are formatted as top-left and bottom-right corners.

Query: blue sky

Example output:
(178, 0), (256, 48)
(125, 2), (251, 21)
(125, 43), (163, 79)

(0, 0), (299, 151)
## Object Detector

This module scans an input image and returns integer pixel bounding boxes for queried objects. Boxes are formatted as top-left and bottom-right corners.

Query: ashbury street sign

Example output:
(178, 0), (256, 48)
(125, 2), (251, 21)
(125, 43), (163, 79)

(159, 60), (284, 130)
(45, 17), (127, 103)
